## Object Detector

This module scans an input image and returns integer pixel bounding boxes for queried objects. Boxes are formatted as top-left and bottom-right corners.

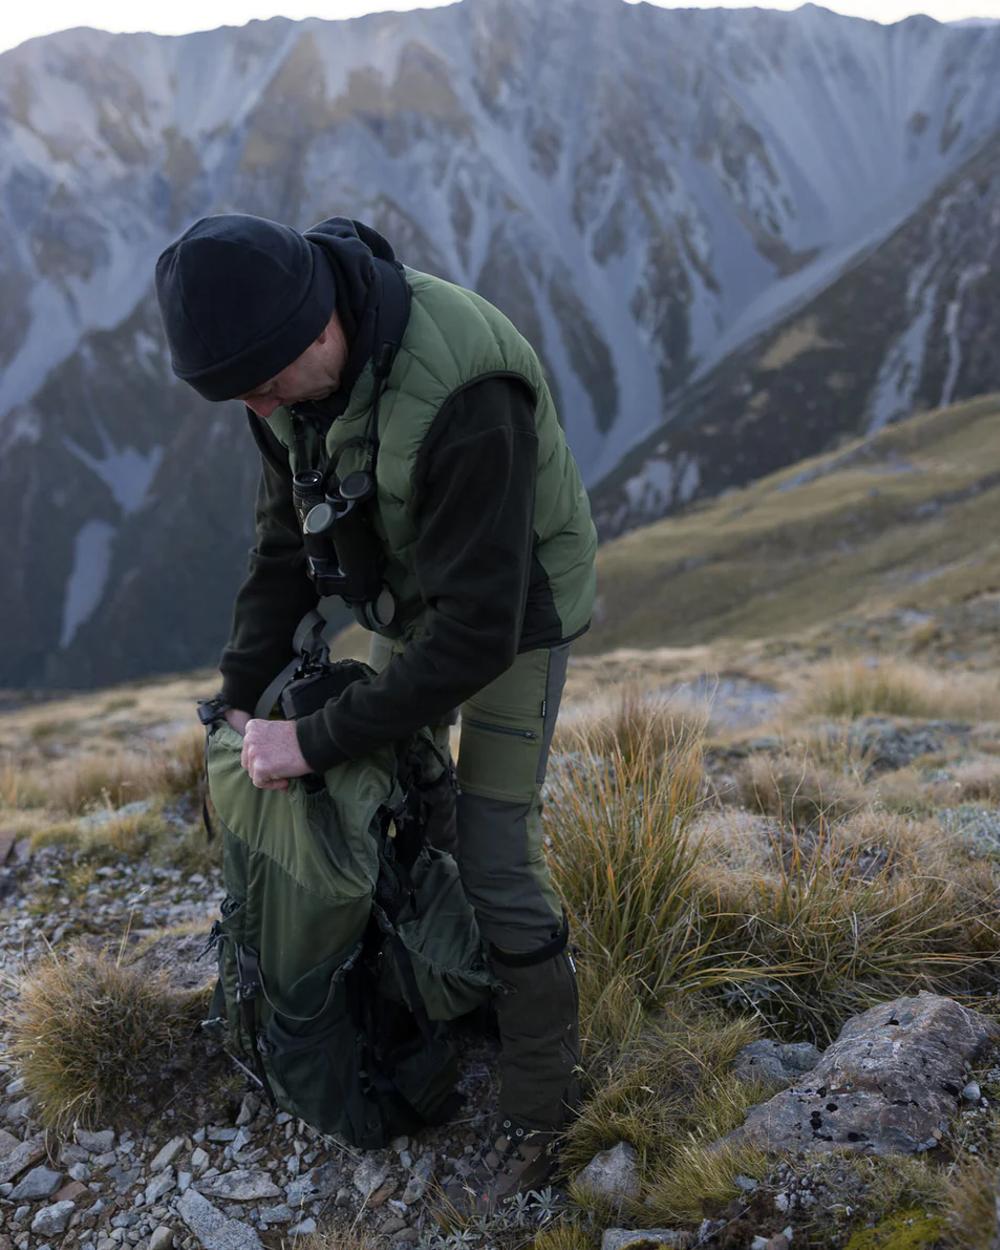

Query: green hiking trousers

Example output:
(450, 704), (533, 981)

(368, 634), (569, 954)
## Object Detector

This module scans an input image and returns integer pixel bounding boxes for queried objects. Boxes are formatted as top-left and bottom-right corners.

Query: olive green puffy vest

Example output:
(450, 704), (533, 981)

(268, 267), (597, 642)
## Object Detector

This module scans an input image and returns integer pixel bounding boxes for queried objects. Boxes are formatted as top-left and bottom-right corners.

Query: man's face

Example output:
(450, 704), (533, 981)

(238, 313), (348, 419)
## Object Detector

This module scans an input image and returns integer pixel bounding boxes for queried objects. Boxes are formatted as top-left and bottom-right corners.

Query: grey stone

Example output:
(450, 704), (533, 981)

(205, 1128), (237, 1144)
(76, 1130), (115, 1153)
(353, 1156), (390, 1199)
(5, 1078), (26, 1097)
(234, 1096), (259, 1128)
(107, 1162), (141, 1193)
(724, 992), (999, 1156)
(176, 1189), (264, 1250)
(151, 1137), (186, 1173)
(751, 1238), (769, 1250)
(200, 1170), (281, 1201)
(149, 1228), (174, 1250)
(285, 1163), (338, 1206)
(10, 1165), (63, 1201)
(30, 1202), (75, 1236)
(733, 1174), (759, 1192)
(178, 1171), (192, 1194)
(732, 1040), (822, 1086)
(145, 1169), (175, 1205)
(190, 1149), (209, 1175)
(287, 1220), (316, 1237)
(575, 1142), (640, 1202)
(258, 1205), (293, 1225)
(60, 1144), (90, 1166)
(962, 1081), (982, 1102)
(5, 1097), (33, 1122)
(602, 1232), (691, 1250)
(69, 1163), (92, 1182)
(401, 1155), (434, 1205)
(0, 1133), (45, 1185)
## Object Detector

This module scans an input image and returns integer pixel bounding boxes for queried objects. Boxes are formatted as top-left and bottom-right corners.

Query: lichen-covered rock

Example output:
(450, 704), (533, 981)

(725, 993), (998, 1156)
(732, 1040), (822, 1086)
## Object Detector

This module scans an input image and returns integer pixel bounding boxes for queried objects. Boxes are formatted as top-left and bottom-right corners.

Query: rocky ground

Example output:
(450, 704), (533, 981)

(3, 648), (1000, 1249)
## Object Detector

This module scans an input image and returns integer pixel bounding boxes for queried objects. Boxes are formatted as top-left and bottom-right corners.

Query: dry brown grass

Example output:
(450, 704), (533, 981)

(734, 751), (867, 827)
(799, 657), (1000, 722)
(0, 754), (49, 809)
(553, 682), (708, 765)
(944, 1159), (1000, 1249)
(545, 694), (707, 1048)
(643, 1138), (770, 1223)
(6, 945), (205, 1131)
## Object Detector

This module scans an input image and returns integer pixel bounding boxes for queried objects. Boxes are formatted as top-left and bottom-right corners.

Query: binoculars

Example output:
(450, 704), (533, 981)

(292, 468), (397, 633)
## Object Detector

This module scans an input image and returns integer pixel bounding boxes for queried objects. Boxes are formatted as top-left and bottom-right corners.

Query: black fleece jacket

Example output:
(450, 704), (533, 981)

(218, 373), (554, 771)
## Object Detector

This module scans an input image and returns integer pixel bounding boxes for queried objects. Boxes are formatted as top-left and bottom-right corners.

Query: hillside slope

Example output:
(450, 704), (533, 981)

(586, 393), (1000, 662)
(592, 132), (1000, 537)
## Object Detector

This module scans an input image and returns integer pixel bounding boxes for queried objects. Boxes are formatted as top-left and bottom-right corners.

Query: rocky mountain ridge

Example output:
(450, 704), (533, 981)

(4, 0), (1000, 686)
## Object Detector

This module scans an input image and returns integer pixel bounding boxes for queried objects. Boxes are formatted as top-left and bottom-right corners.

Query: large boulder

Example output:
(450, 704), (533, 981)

(725, 992), (998, 1156)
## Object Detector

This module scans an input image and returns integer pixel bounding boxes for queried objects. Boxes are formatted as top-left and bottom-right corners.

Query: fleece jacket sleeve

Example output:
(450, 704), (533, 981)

(295, 375), (539, 772)
(218, 411), (318, 714)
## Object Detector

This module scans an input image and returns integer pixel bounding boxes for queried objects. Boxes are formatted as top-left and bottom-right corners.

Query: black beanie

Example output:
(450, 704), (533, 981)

(154, 213), (338, 402)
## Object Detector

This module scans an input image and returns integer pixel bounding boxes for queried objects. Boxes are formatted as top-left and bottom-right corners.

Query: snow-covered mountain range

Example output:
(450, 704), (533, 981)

(2, 0), (999, 687)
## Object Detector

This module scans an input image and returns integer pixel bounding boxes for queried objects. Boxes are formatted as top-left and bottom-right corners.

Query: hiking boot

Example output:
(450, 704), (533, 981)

(441, 1118), (560, 1219)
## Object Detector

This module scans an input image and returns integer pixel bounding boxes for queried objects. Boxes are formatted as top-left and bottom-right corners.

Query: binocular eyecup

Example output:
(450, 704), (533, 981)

(292, 469), (396, 632)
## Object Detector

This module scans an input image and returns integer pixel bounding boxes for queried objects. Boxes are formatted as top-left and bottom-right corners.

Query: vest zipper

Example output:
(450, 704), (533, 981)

(463, 718), (538, 741)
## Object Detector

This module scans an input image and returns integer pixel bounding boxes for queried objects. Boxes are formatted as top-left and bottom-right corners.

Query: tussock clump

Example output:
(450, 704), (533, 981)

(545, 708), (705, 1045)
(153, 726), (207, 800)
(0, 755), (48, 810)
(554, 683), (707, 766)
(7, 946), (204, 1131)
(531, 1224), (598, 1250)
(735, 751), (865, 827)
(563, 1008), (763, 1201)
(45, 728), (206, 817)
(50, 750), (154, 815)
(643, 1138), (770, 1223)
(945, 1159), (1000, 1249)
(800, 657), (1000, 722)
(693, 819), (1000, 1040)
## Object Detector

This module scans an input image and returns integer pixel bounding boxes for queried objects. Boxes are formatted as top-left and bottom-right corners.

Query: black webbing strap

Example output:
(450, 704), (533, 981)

(234, 945), (277, 1107)
(252, 608), (333, 720)
(371, 904), (434, 1046)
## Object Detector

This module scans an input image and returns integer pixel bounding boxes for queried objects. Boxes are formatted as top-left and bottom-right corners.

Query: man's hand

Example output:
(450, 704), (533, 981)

(240, 718), (312, 790)
(224, 708), (252, 736)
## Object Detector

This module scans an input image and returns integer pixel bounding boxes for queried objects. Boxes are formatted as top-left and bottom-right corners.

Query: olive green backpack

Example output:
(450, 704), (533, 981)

(199, 660), (494, 1148)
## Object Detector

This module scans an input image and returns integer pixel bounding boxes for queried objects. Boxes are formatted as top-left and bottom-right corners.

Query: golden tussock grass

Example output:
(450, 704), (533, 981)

(563, 1008), (765, 1217)
(553, 682), (708, 766)
(531, 1224), (599, 1250)
(643, 1138), (771, 1223)
(734, 751), (866, 827)
(799, 657), (1000, 722)
(545, 691), (707, 1044)
(6, 945), (205, 1132)
(0, 755), (49, 810)
(691, 819), (1000, 1041)
(944, 1159), (1000, 1249)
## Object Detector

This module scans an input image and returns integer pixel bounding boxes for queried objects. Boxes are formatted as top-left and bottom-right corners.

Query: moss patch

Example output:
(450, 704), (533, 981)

(845, 1208), (945, 1250)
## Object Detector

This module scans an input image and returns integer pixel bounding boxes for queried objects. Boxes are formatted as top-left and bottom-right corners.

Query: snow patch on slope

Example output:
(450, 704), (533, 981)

(59, 519), (116, 648)
(867, 261), (938, 433)
(64, 427), (163, 515)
